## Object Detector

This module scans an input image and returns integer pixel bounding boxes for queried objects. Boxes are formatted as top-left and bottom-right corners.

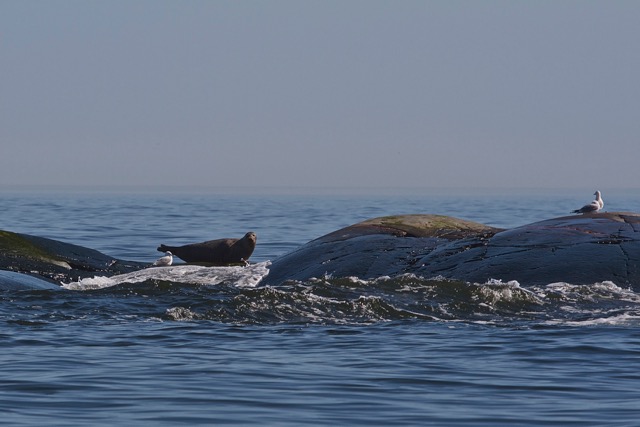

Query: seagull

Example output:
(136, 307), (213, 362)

(571, 190), (604, 214)
(153, 251), (173, 266)
(596, 190), (604, 210)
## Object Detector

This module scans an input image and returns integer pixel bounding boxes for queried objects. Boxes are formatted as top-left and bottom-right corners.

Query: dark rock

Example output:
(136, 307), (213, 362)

(264, 214), (501, 285)
(0, 230), (147, 284)
(264, 212), (640, 288)
(416, 212), (640, 286)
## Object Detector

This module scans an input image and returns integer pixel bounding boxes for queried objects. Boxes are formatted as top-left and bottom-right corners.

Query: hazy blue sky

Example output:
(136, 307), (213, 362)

(2, 1), (639, 190)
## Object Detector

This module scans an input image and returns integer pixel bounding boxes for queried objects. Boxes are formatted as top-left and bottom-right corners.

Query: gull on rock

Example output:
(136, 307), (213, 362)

(572, 190), (604, 214)
(153, 251), (173, 266)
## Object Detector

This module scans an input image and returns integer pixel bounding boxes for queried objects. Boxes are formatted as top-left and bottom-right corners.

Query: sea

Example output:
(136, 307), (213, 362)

(1, 187), (640, 426)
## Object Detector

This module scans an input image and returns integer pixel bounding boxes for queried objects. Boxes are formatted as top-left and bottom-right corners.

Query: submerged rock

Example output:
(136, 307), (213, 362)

(0, 230), (146, 284)
(0, 270), (61, 291)
(264, 212), (640, 288)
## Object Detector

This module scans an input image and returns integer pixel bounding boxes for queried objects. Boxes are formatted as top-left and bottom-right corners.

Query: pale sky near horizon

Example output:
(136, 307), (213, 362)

(2, 1), (639, 190)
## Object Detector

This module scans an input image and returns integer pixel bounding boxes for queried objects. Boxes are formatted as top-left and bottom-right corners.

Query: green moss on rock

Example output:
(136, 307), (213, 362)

(0, 230), (70, 269)
(359, 214), (501, 238)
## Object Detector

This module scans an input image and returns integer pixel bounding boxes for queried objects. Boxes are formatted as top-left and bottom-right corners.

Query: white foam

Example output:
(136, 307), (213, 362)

(62, 261), (271, 291)
(545, 312), (640, 327)
(541, 281), (640, 302)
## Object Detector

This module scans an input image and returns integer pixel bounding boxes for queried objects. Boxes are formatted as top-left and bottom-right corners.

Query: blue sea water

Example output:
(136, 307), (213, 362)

(1, 187), (640, 426)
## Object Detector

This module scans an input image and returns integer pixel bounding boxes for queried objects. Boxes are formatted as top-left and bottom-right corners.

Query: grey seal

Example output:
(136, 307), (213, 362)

(157, 232), (256, 265)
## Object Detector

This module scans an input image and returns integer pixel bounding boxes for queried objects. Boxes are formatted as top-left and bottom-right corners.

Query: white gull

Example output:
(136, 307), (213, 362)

(571, 190), (603, 214)
(153, 251), (173, 266)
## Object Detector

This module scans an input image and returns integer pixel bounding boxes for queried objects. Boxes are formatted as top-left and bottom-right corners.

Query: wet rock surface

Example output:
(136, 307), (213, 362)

(264, 214), (501, 285)
(0, 270), (61, 290)
(265, 212), (640, 288)
(0, 230), (147, 284)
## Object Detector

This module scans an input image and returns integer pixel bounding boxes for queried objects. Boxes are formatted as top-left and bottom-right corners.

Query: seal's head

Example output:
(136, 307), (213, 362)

(244, 232), (257, 246)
